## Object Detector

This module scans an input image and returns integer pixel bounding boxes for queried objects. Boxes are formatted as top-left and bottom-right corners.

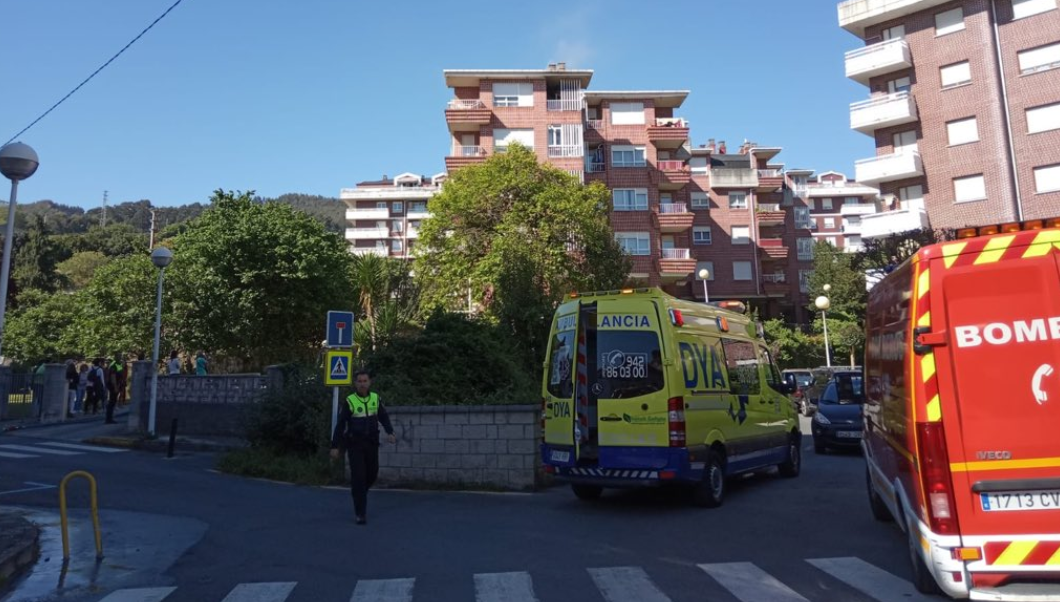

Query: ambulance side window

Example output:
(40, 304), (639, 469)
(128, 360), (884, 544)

(547, 329), (576, 399)
(760, 347), (783, 390)
(721, 339), (760, 396)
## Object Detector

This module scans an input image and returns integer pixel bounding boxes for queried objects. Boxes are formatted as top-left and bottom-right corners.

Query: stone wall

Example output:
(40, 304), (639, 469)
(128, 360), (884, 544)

(376, 405), (542, 491)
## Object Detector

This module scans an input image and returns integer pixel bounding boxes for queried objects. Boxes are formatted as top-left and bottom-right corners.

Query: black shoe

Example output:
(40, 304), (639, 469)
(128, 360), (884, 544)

(355, 516), (366, 525)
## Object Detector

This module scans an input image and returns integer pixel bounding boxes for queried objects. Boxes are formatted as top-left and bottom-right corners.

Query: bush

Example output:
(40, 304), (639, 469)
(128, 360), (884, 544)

(361, 312), (537, 406)
(216, 447), (344, 486)
(244, 365), (332, 455)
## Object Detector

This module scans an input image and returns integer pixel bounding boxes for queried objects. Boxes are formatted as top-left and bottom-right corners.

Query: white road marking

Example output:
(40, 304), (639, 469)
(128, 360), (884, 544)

(0, 482), (57, 496)
(0, 451), (36, 459)
(699, 562), (810, 602)
(474, 571), (538, 602)
(587, 566), (672, 602)
(97, 587), (177, 602)
(38, 441), (129, 453)
(350, 578), (415, 602)
(220, 582), (297, 602)
(0, 444), (81, 456)
(807, 557), (936, 602)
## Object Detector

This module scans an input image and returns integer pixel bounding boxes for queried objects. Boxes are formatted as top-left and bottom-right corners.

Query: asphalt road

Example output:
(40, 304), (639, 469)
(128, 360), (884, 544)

(0, 416), (940, 602)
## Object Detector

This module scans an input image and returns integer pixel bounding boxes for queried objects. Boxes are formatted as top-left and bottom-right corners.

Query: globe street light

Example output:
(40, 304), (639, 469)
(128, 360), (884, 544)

(815, 293), (832, 368)
(0, 142), (40, 359)
(147, 247), (173, 436)
(698, 268), (710, 303)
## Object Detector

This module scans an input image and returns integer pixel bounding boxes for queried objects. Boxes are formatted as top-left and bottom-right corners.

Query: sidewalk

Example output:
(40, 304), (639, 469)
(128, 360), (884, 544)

(0, 510), (39, 594)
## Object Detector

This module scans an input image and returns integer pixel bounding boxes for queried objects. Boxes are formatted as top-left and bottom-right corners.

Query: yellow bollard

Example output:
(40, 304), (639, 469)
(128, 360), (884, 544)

(58, 470), (103, 561)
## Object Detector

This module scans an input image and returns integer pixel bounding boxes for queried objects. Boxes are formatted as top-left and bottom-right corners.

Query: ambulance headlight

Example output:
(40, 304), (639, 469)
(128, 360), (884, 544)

(814, 412), (831, 425)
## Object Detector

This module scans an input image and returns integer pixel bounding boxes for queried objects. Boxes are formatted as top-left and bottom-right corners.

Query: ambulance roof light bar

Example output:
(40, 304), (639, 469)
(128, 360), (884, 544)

(710, 300), (747, 314)
(957, 218), (1060, 239)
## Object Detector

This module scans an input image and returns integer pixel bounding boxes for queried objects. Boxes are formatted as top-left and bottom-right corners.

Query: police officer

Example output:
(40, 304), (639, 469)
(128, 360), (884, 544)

(330, 370), (396, 525)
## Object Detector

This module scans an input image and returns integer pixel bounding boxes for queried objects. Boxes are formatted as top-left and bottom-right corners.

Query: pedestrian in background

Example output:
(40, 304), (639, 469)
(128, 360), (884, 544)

(76, 363), (89, 414)
(111, 354), (128, 406)
(168, 350), (181, 375)
(195, 351), (208, 376)
(92, 359), (107, 417)
(65, 360), (79, 418)
(330, 370), (396, 525)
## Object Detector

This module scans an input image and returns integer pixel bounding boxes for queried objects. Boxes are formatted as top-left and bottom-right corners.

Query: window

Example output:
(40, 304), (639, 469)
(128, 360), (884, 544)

(392, 201), (404, 213)
(888, 76), (912, 93)
(899, 184), (925, 208)
(613, 189), (648, 211)
(1013, 0), (1056, 19)
(729, 192), (748, 209)
(941, 61), (972, 88)
(1018, 42), (1060, 74)
(1028, 102), (1060, 133)
(615, 232), (650, 255)
(797, 238), (814, 260)
(1035, 164), (1060, 193)
(732, 226), (751, 245)
(893, 130), (918, 152)
(721, 338), (760, 395)
(696, 261), (715, 280)
(844, 197), (859, 204)
(392, 239), (404, 252)
(691, 192), (710, 209)
(690, 157), (709, 174)
(392, 220), (403, 233)
(493, 83), (533, 107)
(799, 270), (813, 293)
(375, 201), (387, 210)
(733, 261), (753, 281)
(693, 227), (713, 245)
(494, 128), (534, 152)
(548, 125), (562, 146)
(882, 24), (906, 40)
(821, 198), (833, 210)
(935, 7), (965, 36)
(611, 145), (646, 167)
(824, 217), (836, 229)
(795, 207), (811, 227)
(610, 102), (645, 125)
(947, 117), (979, 145)
(954, 174), (987, 202)
(409, 202), (427, 214)
(760, 347), (784, 391)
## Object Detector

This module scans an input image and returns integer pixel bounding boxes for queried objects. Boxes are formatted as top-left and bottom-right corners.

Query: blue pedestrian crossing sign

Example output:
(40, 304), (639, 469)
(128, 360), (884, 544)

(326, 310), (355, 348)
(325, 350), (353, 386)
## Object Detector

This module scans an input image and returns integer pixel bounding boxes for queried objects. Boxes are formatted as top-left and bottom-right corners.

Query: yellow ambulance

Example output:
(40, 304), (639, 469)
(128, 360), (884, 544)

(541, 288), (801, 507)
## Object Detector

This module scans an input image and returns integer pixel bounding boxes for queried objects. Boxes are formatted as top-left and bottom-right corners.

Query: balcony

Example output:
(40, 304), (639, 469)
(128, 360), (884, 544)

(658, 248), (696, 279)
(407, 206), (430, 220)
(647, 118), (690, 149)
(350, 246), (388, 257)
(710, 168), (759, 189)
(756, 203), (787, 226)
(548, 145), (584, 159)
(346, 208), (390, 221)
(346, 227), (390, 240)
(757, 169), (784, 192)
(762, 272), (789, 295)
(840, 203), (877, 216)
(406, 228), (419, 239)
(547, 99), (585, 112)
(850, 92), (918, 135)
(861, 206), (930, 239)
(845, 39), (912, 85)
(843, 219), (863, 235)
(655, 203), (694, 233)
(445, 99), (491, 131)
(796, 220), (817, 231)
(839, 0), (952, 37)
(445, 146), (488, 171)
(655, 160), (691, 190)
(855, 151), (923, 185)
(759, 238), (789, 260)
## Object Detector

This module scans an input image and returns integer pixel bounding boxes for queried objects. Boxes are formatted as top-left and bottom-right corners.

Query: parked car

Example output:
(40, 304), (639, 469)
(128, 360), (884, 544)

(781, 369), (814, 414)
(810, 371), (865, 453)
(801, 366), (862, 415)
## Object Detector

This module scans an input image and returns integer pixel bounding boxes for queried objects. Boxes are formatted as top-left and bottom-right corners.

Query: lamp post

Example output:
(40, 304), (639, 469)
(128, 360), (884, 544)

(816, 284), (832, 368)
(0, 143), (40, 359)
(147, 247), (173, 436)
(698, 268), (710, 303)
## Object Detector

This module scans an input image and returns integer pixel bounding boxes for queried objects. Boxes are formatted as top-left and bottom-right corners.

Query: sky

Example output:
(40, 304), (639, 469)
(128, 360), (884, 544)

(1, 0), (871, 209)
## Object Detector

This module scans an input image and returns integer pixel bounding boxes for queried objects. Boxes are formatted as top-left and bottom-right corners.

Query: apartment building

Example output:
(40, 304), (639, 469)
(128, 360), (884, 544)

(341, 172), (443, 259)
(443, 64), (812, 323)
(787, 170), (880, 252)
(839, 0), (1060, 232)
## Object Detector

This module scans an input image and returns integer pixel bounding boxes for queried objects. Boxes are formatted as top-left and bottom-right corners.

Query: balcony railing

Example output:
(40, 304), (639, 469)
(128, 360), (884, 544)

(850, 91), (918, 134)
(661, 248), (691, 260)
(757, 203), (781, 212)
(839, 0), (953, 36)
(586, 119), (603, 129)
(547, 99), (585, 112)
(548, 145), (584, 158)
(762, 273), (787, 284)
(758, 169), (783, 178)
(346, 208), (390, 221)
(454, 145), (486, 157)
(845, 38), (912, 85)
(654, 117), (688, 127)
(840, 203), (878, 215)
(407, 206), (429, 219)
(796, 220), (817, 230)
(346, 227), (390, 240)
(587, 161), (606, 173)
(657, 160), (688, 171)
(447, 99), (486, 110)
(659, 203), (690, 214)
(861, 206), (930, 239)
(855, 150), (924, 185)
(710, 168), (759, 188)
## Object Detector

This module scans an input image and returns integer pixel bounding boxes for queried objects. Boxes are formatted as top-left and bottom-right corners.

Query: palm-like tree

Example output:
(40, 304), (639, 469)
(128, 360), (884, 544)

(350, 254), (388, 350)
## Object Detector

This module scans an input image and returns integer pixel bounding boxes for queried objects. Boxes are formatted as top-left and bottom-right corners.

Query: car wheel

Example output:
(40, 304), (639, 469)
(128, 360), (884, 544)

(906, 517), (942, 595)
(778, 434), (801, 478)
(693, 451), (726, 508)
(571, 484), (603, 501)
(866, 468), (893, 522)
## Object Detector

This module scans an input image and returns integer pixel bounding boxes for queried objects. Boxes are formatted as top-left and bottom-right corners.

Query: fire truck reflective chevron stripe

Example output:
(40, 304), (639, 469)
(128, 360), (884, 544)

(942, 242), (969, 269)
(1023, 229), (1060, 258)
(914, 264), (942, 423)
(563, 468), (659, 479)
(939, 229), (1060, 268)
(984, 541), (1060, 566)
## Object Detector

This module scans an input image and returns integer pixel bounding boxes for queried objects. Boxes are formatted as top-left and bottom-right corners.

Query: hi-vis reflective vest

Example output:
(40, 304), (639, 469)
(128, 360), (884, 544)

(346, 392), (380, 417)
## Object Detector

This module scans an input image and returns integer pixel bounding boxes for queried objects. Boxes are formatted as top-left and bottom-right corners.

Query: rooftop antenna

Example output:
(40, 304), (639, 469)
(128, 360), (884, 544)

(101, 190), (108, 227)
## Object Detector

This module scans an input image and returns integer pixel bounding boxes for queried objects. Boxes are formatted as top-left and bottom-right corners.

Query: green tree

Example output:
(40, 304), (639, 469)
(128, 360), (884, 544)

(350, 255), (418, 353)
(169, 189), (353, 369)
(12, 215), (64, 295)
(54, 223), (149, 258)
(832, 320), (866, 368)
(415, 145), (630, 366)
(3, 290), (84, 364)
(56, 251), (111, 290)
(854, 227), (956, 272)
(763, 319), (824, 369)
(806, 241), (866, 323)
(79, 254), (164, 358)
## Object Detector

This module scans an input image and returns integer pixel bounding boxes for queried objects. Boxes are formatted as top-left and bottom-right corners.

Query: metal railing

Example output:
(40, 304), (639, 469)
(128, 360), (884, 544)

(657, 160), (688, 171)
(587, 161), (606, 173)
(453, 145), (485, 157)
(653, 117), (688, 127)
(757, 203), (782, 212)
(661, 248), (691, 260)
(659, 203), (690, 214)
(546, 99), (585, 111)
(447, 99), (486, 110)
(758, 169), (783, 178)
(586, 119), (603, 129)
(844, 37), (908, 60)
(548, 146), (584, 158)
(851, 90), (912, 111)
(762, 273), (787, 283)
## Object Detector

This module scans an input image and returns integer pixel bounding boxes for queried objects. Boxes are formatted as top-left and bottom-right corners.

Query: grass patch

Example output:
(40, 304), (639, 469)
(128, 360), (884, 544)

(216, 447), (346, 487)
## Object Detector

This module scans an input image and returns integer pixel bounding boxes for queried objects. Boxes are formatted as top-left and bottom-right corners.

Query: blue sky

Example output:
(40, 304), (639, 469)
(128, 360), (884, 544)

(2, 0), (870, 209)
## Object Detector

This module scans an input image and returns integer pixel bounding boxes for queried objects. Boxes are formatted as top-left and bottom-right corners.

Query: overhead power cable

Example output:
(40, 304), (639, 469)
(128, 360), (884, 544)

(4, 0), (186, 145)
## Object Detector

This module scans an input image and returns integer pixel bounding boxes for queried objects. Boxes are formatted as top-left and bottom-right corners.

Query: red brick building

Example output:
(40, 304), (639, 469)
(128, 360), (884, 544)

(441, 65), (818, 323)
(341, 172), (444, 259)
(839, 0), (1060, 231)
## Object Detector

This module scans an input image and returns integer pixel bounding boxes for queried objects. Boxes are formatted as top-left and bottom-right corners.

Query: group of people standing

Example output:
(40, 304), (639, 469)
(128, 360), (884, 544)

(166, 350), (209, 376)
(62, 356), (128, 424)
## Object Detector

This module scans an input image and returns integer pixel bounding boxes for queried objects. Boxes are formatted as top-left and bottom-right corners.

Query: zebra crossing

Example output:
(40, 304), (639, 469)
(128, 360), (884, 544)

(92, 557), (938, 602)
(0, 440), (128, 460)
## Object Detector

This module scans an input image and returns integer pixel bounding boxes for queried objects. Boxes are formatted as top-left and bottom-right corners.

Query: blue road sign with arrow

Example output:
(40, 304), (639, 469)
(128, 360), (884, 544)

(327, 310), (355, 348)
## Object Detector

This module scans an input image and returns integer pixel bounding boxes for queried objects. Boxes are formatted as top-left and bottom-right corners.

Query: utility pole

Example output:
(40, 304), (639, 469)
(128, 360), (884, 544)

(101, 190), (108, 228)
(149, 208), (157, 249)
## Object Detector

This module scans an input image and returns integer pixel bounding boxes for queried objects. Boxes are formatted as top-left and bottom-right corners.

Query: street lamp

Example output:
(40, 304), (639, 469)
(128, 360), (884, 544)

(815, 287), (832, 368)
(147, 246), (173, 436)
(0, 142), (39, 359)
(698, 268), (710, 303)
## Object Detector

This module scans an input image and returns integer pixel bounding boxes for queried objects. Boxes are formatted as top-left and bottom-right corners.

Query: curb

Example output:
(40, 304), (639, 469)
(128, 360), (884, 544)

(0, 514), (40, 594)
(83, 436), (247, 454)
(2, 411), (131, 433)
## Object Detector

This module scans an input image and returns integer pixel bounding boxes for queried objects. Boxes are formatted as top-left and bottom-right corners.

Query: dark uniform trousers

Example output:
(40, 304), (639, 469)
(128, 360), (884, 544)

(346, 437), (379, 518)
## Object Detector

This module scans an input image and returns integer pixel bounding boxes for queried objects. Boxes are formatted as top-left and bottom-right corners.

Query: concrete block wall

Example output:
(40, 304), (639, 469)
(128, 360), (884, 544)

(377, 404), (542, 491)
